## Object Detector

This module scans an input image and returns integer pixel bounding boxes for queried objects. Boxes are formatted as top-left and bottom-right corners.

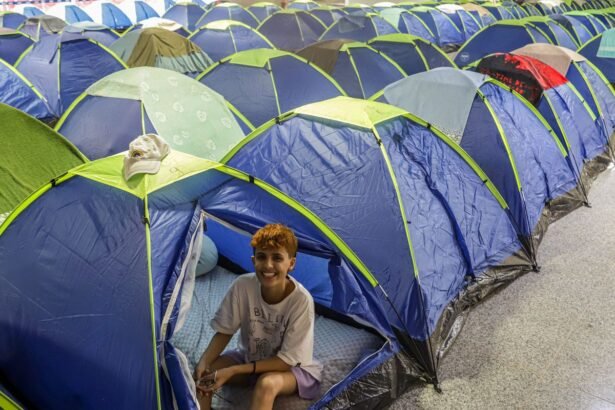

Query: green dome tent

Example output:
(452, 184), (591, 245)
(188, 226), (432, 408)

(0, 103), (86, 224)
(56, 67), (250, 160)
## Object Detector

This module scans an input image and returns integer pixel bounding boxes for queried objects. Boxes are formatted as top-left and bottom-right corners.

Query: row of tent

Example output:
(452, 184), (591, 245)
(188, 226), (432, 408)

(3, 0), (615, 47)
(1, 40), (615, 409)
(3, 3), (615, 126)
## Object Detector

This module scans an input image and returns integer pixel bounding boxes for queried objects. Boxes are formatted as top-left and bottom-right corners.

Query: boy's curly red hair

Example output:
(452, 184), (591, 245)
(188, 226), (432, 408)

(251, 224), (298, 257)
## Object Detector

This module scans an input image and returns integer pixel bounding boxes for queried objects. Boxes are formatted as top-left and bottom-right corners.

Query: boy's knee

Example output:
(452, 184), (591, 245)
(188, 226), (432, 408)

(255, 373), (282, 396)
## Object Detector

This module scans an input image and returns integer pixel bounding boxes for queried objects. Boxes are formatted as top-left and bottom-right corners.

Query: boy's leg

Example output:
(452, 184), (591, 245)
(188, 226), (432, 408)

(250, 371), (298, 410)
(197, 354), (251, 410)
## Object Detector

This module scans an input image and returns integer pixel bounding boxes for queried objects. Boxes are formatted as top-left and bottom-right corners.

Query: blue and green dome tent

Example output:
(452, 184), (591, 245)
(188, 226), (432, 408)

(110, 28), (212, 76)
(435, 5), (483, 42)
(521, 16), (579, 50)
(188, 20), (273, 62)
(368, 34), (455, 76)
(481, 3), (516, 20)
(296, 39), (406, 99)
(578, 29), (615, 84)
(320, 13), (398, 42)
(195, 3), (259, 29)
(257, 9), (327, 51)
(55, 67), (250, 160)
(247, 2), (280, 22)
(197, 49), (345, 127)
(550, 13), (594, 45)
(373, 68), (584, 256)
(454, 21), (552, 67)
(563, 11), (608, 36)
(64, 22), (119, 47)
(309, 6), (347, 27)
(514, 43), (615, 139)
(0, 29), (33, 65)
(379, 7), (437, 43)
(288, 0), (320, 11)
(0, 59), (54, 122)
(162, 2), (206, 32)
(16, 32), (127, 118)
(0, 11), (26, 29)
(476, 53), (613, 185)
(224, 97), (532, 384)
(398, 7), (465, 50)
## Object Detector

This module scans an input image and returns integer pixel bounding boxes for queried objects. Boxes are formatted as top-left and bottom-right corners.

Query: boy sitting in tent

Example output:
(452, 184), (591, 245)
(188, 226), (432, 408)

(194, 224), (322, 409)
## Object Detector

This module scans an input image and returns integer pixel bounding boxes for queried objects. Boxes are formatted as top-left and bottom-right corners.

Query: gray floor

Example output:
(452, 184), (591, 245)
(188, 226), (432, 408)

(390, 168), (615, 410)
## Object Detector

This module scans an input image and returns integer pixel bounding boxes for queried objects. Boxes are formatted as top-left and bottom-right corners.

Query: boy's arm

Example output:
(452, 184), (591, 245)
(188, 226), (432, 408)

(194, 332), (233, 379)
(209, 356), (291, 390)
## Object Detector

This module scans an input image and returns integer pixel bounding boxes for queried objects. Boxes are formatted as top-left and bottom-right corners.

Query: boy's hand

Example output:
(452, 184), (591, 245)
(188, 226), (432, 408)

(193, 358), (211, 385)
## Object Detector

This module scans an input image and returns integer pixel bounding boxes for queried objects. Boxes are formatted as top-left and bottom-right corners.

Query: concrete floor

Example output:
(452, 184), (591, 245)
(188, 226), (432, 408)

(390, 169), (615, 410)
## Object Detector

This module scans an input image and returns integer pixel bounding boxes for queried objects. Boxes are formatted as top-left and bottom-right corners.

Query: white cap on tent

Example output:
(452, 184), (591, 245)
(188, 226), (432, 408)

(123, 133), (170, 180)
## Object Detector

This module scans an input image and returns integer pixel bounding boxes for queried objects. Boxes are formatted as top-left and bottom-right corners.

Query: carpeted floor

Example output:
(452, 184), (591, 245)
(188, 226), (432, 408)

(390, 168), (615, 410)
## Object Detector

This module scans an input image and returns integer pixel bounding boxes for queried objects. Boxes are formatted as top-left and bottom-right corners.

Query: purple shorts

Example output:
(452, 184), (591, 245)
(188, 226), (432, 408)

(221, 349), (320, 400)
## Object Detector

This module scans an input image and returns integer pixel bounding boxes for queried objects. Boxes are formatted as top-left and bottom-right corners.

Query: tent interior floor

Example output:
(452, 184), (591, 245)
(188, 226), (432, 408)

(389, 167), (615, 409)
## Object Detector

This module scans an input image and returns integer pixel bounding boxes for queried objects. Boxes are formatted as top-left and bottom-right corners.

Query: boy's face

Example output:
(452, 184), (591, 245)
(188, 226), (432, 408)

(251, 246), (296, 290)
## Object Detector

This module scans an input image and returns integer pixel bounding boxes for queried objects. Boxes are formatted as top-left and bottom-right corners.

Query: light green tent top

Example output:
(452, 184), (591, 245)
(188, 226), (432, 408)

(210, 47), (302, 68)
(0, 103), (86, 222)
(57, 67), (248, 161)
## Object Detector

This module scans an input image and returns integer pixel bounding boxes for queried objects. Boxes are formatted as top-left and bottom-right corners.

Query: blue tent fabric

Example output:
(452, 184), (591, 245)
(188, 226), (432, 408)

(525, 20), (579, 50)
(579, 61), (615, 134)
(163, 4), (206, 32)
(579, 32), (615, 83)
(248, 3), (280, 22)
(551, 14), (594, 45)
(379, 8), (437, 43)
(136, 1), (160, 22)
(102, 3), (132, 30)
(57, 95), (156, 159)
(320, 14), (398, 42)
(0, 60), (54, 121)
(302, 43), (405, 98)
(198, 50), (344, 127)
(257, 11), (326, 51)
(409, 9), (466, 48)
(565, 13), (607, 36)
(368, 35), (454, 75)
(288, 0), (319, 11)
(310, 8), (346, 27)
(64, 5), (93, 24)
(189, 22), (272, 62)
(455, 23), (551, 67)
(64, 23), (119, 47)
(0, 12), (26, 29)
(0, 178), (162, 409)
(196, 5), (259, 29)
(0, 30), (33, 65)
(23, 6), (43, 17)
(17, 33), (126, 117)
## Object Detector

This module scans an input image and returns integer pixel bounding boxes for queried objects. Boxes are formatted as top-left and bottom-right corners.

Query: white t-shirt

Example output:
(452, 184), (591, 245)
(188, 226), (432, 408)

(211, 273), (322, 380)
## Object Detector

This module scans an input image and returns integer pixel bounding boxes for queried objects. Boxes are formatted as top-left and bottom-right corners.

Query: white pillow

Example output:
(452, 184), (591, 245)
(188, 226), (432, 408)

(196, 235), (218, 277)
